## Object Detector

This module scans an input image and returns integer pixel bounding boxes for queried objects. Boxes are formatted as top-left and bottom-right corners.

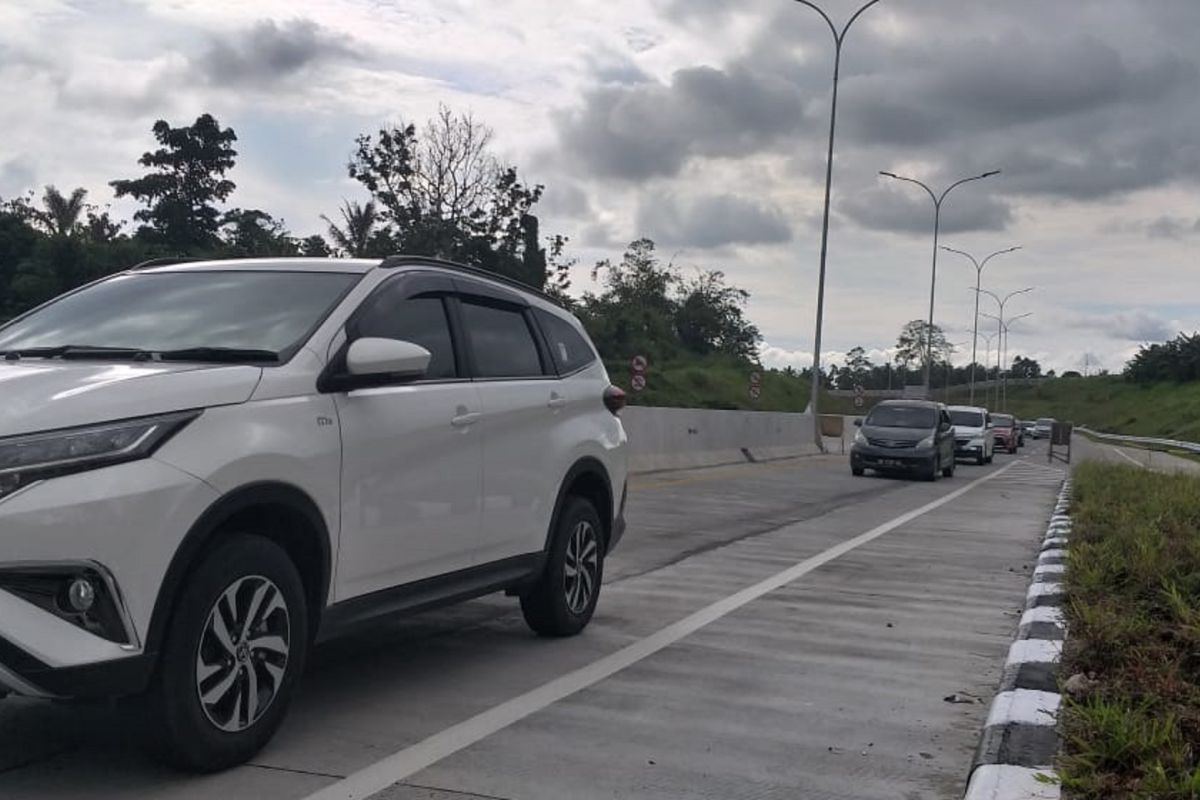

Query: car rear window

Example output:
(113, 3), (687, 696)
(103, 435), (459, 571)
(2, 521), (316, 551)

(865, 405), (936, 429)
(992, 414), (1015, 426)
(949, 410), (985, 427)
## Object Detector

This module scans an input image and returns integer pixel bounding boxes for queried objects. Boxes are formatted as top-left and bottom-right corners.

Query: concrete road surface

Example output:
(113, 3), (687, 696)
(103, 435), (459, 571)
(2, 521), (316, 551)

(0, 445), (1065, 800)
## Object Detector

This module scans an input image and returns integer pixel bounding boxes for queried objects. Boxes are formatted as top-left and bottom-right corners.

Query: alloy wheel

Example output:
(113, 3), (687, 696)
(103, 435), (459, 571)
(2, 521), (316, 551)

(195, 575), (291, 733)
(563, 520), (600, 615)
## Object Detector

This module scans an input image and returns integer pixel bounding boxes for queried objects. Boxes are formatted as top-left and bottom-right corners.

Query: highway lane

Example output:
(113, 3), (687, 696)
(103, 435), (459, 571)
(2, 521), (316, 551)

(0, 446), (1063, 800)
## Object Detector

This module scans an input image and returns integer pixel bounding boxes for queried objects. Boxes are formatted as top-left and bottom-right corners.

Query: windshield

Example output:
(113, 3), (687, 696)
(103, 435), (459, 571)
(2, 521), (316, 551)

(0, 270), (359, 359)
(949, 410), (985, 427)
(865, 405), (937, 429)
(992, 414), (1015, 427)
(1036, 418), (1055, 426)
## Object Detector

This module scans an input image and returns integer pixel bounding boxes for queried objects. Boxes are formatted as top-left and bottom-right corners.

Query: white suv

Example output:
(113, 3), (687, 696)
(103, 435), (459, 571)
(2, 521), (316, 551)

(0, 256), (628, 771)
(947, 404), (994, 465)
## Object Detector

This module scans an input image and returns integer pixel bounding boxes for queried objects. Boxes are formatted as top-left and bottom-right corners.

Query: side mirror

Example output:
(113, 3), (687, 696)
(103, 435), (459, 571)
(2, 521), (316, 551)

(346, 337), (431, 379)
(853, 418), (863, 427)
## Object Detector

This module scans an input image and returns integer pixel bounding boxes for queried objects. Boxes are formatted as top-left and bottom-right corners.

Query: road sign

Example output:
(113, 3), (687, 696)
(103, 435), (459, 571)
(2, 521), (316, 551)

(749, 385), (761, 401)
(854, 384), (865, 396)
(853, 396), (864, 408)
(631, 373), (647, 392)
(630, 355), (648, 373)
(749, 371), (762, 386)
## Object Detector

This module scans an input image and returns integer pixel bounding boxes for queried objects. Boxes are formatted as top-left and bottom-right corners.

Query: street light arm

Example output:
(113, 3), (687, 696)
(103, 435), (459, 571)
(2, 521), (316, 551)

(940, 245), (980, 270)
(1003, 286), (1035, 305)
(839, 0), (883, 40)
(790, 0), (840, 40)
(938, 169), (1002, 205)
(978, 245), (1021, 271)
(880, 171), (937, 204)
(976, 286), (1002, 307)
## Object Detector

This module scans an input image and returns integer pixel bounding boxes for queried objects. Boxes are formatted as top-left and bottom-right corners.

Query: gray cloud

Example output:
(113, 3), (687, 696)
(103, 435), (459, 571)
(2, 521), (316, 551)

(556, 64), (806, 180)
(1146, 216), (1200, 239)
(200, 19), (361, 87)
(1067, 310), (1178, 342)
(838, 184), (1013, 235)
(0, 157), (36, 198)
(636, 192), (792, 248)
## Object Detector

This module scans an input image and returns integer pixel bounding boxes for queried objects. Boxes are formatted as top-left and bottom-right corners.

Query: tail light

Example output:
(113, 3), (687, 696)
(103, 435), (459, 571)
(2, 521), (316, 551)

(603, 385), (626, 415)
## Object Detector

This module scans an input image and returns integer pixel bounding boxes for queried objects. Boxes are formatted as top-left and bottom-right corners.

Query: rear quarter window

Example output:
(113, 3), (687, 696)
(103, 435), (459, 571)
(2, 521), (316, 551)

(534, 308), (598, 375)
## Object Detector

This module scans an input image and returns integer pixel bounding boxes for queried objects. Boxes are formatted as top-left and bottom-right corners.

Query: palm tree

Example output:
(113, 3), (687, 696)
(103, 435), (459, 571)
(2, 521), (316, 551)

(321, 200), (378, 257)
(40, 185), (88, 236)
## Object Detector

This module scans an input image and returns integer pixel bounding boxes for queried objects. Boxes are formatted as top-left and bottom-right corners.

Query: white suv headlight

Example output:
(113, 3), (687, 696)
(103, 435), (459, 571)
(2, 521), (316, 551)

(0, 410), (199, 500)
(854, 429), (867, 445)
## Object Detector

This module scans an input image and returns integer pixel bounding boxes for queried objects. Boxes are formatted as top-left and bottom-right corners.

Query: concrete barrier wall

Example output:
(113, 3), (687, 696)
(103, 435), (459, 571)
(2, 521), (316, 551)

(622, 406), (817, 473)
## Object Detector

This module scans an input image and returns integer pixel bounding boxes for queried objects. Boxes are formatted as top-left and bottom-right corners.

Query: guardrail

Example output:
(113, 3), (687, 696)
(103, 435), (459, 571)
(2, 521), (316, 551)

(1076, 426), (1200, 455)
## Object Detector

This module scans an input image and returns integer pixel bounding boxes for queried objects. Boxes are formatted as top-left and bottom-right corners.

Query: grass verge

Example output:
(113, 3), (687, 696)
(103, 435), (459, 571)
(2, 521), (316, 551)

(1059, 461), (1200, 798)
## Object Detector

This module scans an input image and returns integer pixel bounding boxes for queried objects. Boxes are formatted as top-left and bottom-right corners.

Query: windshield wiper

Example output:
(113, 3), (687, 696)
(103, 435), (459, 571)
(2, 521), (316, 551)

(154, 347), (279, 363)
(2, 345), (147, 361)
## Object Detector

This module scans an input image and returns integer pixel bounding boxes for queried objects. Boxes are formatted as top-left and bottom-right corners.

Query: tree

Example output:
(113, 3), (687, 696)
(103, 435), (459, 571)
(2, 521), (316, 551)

(894, 320), (951, 370)
(220, 209), (297, 256)
(322, 200), (383, 257)
(578, 239), (680, 362)
(36, 186), (88, 236)
(674, 269), (760, 360)
(1125, 332), (1200, 384)
(347, 106), (548, 286)
(1010, 355), (1042, 379)
(1061, 370), (1082, 379)
(299, 235), (332, 258)
(110, 114), (238, 250)
(841, 346), (873, 389)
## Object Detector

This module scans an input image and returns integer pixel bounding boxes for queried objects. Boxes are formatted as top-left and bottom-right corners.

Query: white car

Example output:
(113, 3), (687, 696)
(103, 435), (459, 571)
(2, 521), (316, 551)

(0, 256), (628, 771)
(948, 405), (995, 465)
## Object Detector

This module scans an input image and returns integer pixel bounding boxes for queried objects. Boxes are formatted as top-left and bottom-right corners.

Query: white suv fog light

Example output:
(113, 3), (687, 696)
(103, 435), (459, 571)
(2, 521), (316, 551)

(67, 577), (96, 612)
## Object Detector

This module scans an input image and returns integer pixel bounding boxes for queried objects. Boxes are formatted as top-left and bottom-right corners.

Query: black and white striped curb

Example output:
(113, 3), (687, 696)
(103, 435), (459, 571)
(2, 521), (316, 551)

(964, 477), (1072, 800)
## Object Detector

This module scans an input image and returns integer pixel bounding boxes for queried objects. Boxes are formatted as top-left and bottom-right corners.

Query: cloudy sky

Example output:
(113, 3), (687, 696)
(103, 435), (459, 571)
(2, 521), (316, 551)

(2, 0), (1198, 375)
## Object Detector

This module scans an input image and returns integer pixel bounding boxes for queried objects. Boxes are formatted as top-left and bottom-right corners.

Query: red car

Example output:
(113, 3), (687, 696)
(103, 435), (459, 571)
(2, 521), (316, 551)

(991, 413), (1019, 454)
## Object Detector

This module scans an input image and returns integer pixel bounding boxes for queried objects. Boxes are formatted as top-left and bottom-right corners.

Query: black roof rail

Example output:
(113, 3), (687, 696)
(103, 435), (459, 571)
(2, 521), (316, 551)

(129, 256), (204, 271)
(378, 254), (563, 307)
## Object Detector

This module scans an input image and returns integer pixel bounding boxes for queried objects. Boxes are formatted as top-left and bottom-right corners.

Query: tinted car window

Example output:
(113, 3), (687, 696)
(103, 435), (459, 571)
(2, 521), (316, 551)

(992, 414), (1015, 426)
(865, 405), (937, 429)
(461, 300), (544, 378)
(354, 293), (457, 379)
(535, 309), (596, 374)
(0, 270), (358, 357)
(949, 410), (985, 427)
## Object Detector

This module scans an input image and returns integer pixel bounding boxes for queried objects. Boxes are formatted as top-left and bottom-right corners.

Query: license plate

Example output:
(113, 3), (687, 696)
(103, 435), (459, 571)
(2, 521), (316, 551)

(879, 459), (904, 467)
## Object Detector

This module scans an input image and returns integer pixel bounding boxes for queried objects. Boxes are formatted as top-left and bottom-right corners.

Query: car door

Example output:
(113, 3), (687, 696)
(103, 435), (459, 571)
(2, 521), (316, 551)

(332, 274), (484, 600)
(452, 280), (562, 565)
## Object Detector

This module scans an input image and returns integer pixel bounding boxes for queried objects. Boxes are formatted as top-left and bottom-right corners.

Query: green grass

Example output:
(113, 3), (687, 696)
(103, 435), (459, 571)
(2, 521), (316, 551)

(607, 357), (812, 412)
(946, 377), (1200, 441)
(1058, 462), (1200, 799)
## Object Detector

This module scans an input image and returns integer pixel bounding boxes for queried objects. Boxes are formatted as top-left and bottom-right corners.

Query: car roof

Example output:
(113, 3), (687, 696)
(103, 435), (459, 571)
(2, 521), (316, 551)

(874, 399), (939, 408)
(947, 405), (987, 413)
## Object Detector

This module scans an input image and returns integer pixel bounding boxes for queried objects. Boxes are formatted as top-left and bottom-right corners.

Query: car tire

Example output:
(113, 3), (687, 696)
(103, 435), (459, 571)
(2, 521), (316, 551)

(137, 535), (309, 773)
(521, 497), (605, 638)
(851, 466), (865, 476)
(923, 456), (939, 482)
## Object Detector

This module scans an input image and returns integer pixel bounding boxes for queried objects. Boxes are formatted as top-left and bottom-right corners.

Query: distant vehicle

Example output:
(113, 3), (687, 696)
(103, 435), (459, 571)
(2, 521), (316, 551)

(948, 405), (995, 465)
(850, 400), (956, 481)
(1021, 419), (1036, 439)
(990, 413), (1020, 454)
(1032, 417), (1056, 439)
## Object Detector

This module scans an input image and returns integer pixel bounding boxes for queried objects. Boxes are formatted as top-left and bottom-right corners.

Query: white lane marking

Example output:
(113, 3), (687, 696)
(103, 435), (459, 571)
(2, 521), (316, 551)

(302, 463), (1018, 800)
(1111, 445), (1145, 468)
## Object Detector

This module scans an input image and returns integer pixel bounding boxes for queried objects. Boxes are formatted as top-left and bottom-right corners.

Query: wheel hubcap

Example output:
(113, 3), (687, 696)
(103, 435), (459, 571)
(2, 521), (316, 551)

(563, 520), (599, 615)
(196, 575), (291, 733)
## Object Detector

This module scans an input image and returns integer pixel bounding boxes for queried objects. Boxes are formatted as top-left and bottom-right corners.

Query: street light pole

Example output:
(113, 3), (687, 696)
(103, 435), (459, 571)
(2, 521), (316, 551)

(794, 0), (882, 453)
(1000, 312), (1032, 410)
(940, 245), (1021, 405)
(980, 289), (1034, 410)
(880, 169), (1000, 398)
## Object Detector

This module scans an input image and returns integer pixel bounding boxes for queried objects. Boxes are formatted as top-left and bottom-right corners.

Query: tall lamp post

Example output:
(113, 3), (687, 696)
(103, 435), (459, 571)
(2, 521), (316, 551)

(879, 169), (1001, 396)
(793, 0), (882, 452)
(979, 289), (1034, 409)
(999, 312), (1032, 410)
(940, 245), (1021, 404)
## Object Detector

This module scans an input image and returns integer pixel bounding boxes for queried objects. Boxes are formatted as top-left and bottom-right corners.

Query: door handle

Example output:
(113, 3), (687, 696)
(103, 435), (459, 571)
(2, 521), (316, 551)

(451, 412), (481, 428)
(547, 394), (567, 410)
